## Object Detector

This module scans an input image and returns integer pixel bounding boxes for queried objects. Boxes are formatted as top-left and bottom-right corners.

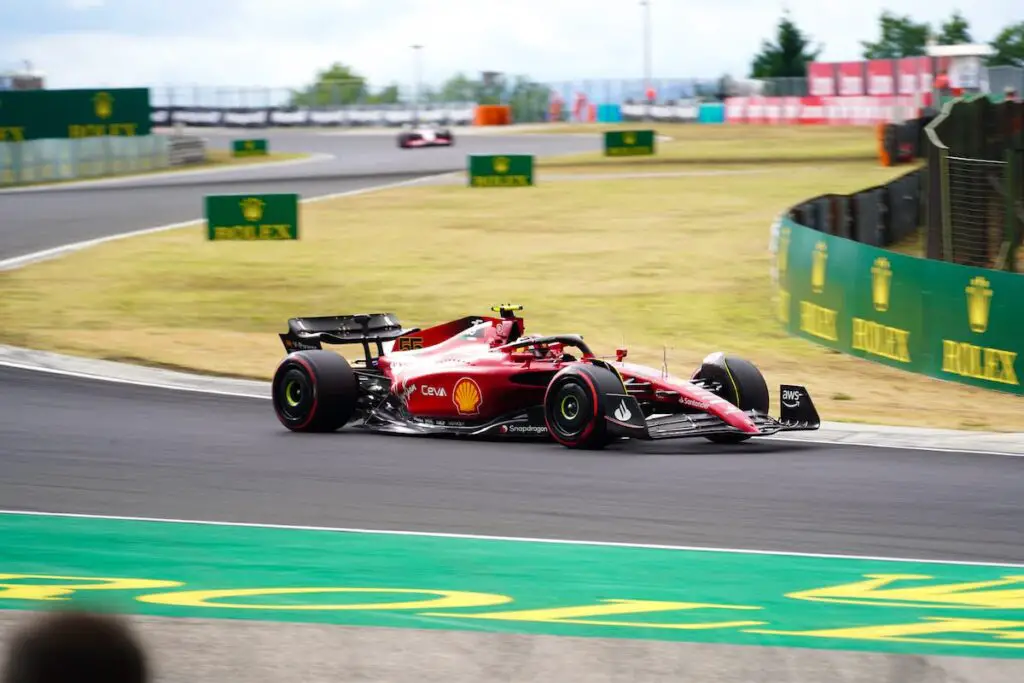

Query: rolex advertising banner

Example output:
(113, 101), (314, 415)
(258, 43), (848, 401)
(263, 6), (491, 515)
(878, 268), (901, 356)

(0, 88), (151, 141)
(205, 193), (299, 240)
(775, 217), (1023, 394)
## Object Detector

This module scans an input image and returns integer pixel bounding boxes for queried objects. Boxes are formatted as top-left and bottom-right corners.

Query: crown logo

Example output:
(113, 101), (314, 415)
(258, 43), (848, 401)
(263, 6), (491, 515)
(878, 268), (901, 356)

(777, 225), (791, 281)
(244, 140), (255, 150)
(966, 275), (993, 333)
(239, 197), (265, 222)
(786, 573), (1024, 610)
(452, 377), (482, 415)
(810, 241), (828, 294)
(93, 91), (114, 120)
(870, 256), (892, 312)
(493, 156), (510, 174)
(623, 131), (636, 145)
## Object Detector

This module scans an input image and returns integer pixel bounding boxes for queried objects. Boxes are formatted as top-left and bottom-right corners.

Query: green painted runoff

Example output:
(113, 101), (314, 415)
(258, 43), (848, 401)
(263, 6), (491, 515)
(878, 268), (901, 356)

(0, 513), (1021, 658)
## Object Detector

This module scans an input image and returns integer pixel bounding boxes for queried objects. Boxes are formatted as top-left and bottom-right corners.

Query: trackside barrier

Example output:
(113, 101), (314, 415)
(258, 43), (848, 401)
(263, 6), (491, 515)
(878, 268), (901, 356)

(0, 135), (172, 186)
(772, 216), (1023, 394)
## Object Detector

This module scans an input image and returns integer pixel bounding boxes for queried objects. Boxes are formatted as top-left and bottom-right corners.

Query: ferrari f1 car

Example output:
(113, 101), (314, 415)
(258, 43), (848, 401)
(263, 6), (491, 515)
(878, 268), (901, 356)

(271, 305), (820, 449)
(397, 124), (454, 148)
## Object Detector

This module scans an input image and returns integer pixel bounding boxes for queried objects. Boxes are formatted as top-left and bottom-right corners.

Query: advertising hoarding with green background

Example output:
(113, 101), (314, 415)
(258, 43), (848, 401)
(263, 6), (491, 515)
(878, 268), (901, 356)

(776, 217), (1022, 394)
(0, 88), (151, 141)
(603, 130), (656, 156)
(232, 139), (269, 157)
(467, 154), (534, 187)
(205, 193), (300, 241)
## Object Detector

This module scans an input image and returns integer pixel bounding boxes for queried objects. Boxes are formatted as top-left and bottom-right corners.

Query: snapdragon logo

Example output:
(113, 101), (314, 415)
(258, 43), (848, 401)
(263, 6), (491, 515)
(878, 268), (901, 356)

(499, 424), (548, 435)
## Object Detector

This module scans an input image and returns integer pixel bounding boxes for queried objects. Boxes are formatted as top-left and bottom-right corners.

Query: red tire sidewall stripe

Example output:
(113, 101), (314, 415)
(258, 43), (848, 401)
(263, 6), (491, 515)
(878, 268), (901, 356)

(544, 371), (599, 447)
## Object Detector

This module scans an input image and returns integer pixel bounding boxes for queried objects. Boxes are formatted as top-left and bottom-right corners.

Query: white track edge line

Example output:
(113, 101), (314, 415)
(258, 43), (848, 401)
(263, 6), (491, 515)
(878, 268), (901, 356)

(0, 508), (1021, 569)
(0, 360), (267, 400)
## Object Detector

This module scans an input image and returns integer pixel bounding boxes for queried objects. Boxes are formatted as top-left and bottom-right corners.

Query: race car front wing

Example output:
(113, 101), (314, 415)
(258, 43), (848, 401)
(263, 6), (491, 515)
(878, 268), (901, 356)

(605, 384), (821, 441)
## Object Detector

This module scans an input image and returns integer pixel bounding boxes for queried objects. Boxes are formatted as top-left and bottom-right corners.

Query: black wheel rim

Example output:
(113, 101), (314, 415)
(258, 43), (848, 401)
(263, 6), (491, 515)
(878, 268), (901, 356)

(549, 381), (592, 439)
(275, 367), (314, 422)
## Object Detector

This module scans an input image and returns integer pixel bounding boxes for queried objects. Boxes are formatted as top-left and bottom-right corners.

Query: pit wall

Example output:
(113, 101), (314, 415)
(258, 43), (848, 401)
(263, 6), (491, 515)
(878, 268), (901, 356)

(770, 216), (1024, 395)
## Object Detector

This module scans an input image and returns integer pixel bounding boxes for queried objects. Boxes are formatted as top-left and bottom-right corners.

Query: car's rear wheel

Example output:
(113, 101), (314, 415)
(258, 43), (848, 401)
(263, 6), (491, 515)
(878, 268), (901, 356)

(692, 352), (769, 444)
(272, 351), (359, 432)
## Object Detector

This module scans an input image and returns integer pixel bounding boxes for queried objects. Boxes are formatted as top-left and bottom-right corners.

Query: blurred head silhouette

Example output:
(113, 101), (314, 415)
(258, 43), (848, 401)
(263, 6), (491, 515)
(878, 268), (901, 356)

(2, 610), (146, 683)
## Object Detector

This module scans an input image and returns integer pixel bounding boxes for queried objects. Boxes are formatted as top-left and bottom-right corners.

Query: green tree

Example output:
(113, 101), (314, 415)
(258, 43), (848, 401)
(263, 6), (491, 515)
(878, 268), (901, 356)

(749, 11), (823, 79)
(367, 83), (401, 105)
(861, 11), (932, 58)
(989, 21), (1024, 67)
(437, 72), (479, 102)
(288, 62), (368, 107)
(936, 10), (972, 45)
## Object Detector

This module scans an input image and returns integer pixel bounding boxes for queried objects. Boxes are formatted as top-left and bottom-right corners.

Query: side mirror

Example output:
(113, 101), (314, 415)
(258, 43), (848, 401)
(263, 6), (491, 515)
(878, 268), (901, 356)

(615, 348), (628, 361)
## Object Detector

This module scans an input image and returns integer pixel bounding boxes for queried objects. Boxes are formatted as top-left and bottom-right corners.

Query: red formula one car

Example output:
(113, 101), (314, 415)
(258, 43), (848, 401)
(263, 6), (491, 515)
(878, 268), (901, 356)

(271, 306), (820, 449)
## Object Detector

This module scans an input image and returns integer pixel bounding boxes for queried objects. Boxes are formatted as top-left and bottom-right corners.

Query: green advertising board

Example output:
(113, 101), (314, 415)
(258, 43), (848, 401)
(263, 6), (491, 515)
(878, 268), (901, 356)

(0, 88), (151, 141)
(205, 193), (299, 241)
(775, 217), (1023, 394)
(604, 130), (656, 156)
(232, 139), (269, 157)
(467, 154), (534, 187)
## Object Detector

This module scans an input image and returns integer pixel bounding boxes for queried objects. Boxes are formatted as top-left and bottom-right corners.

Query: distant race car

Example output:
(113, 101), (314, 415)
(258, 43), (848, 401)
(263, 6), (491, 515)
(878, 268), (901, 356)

(397, 124), (454, 148)
(271, 305), (820, 449)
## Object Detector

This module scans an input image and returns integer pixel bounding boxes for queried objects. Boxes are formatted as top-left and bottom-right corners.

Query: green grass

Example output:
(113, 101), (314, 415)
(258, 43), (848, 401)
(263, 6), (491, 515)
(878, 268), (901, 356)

(2, 156), (1022, 431)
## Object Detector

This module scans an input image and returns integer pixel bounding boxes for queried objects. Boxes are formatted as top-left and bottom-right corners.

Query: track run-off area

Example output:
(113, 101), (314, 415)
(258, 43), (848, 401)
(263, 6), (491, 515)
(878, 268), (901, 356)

(1, 126), (1022, 683)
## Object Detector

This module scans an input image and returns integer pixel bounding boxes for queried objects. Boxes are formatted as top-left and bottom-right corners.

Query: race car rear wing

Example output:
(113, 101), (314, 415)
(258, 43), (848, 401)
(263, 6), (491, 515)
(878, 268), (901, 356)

(279, 313), (421, 364)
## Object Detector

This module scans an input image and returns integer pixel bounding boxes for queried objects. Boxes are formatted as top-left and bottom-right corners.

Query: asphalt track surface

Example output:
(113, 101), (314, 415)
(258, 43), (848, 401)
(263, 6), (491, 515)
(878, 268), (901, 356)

(2, 129), (1023, 569)
(3, 364), (1023, 564)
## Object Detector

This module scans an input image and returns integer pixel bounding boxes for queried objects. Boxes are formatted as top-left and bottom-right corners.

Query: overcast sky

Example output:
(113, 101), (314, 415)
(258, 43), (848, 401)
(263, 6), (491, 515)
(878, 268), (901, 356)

(1, 0), (1018, 91)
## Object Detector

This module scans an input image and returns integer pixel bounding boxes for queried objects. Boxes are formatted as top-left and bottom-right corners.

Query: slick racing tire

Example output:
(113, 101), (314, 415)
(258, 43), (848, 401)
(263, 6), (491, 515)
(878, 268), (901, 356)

(397, 133), (410, 148)
(692, 352), (769, 444)
(272, 350), (359, 432)
(542, 364), (625, 450)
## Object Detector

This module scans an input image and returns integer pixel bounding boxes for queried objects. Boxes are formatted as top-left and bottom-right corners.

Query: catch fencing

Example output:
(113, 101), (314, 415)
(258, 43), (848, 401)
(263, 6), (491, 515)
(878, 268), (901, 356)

(924, 95), (1024, 271)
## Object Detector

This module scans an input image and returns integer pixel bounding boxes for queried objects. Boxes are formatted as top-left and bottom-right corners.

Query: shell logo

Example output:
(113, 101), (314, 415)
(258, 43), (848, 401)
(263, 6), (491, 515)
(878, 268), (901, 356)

(452, 377), (482, 415)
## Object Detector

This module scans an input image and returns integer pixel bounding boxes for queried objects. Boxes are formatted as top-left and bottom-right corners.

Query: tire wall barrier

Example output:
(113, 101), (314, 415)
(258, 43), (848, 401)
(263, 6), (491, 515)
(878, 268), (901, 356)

(771, 168), (1024, 395)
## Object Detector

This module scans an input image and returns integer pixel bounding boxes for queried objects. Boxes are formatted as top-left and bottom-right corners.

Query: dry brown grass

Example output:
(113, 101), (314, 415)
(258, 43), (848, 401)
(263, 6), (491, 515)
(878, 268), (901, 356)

(2, 157), (1022, 431)
(525, 124), (880, 166)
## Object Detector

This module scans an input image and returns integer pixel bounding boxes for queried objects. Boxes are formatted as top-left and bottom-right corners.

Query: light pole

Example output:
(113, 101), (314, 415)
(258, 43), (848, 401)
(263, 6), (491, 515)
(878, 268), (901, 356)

(640, 0), (652, 119)
(411, 44), (423, 124)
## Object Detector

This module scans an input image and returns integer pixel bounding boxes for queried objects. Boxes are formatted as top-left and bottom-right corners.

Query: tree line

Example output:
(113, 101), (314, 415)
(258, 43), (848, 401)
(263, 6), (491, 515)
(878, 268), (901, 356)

(750, 9), (1024, 80)
(288, 9), (1023, 109)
